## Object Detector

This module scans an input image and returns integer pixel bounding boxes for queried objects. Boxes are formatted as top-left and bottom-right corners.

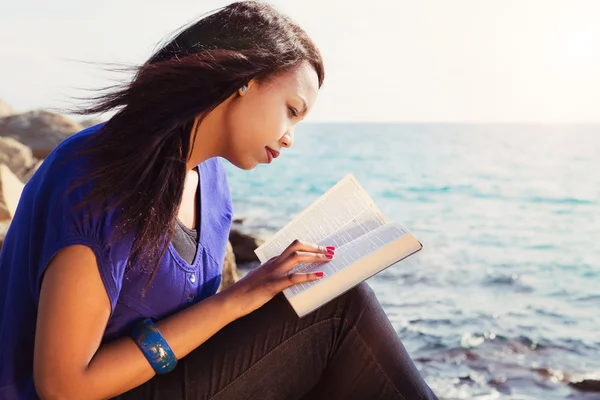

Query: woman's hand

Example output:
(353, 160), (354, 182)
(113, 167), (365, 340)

(221, 239), (335, 319)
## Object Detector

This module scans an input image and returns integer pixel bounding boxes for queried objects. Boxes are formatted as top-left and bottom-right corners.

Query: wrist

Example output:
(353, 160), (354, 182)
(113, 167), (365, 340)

(212, 288), (244, 322)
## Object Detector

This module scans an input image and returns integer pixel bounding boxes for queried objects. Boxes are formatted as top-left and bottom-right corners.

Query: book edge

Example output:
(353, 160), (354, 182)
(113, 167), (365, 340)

(285, 234), (423, 317)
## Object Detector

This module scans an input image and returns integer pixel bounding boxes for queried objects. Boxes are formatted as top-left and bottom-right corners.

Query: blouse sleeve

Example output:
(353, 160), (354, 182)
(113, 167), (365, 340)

(31, 163), (132, 315)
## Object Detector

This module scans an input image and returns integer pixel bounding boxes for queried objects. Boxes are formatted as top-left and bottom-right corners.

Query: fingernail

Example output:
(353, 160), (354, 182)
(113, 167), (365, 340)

(326, 246), (336, 251)
(315, 272), (324, 277)
(325, 253), (333, 259)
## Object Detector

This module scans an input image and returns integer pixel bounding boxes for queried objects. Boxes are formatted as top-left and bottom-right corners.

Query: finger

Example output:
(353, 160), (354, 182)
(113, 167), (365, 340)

(275, 250), (333, 274)
(278, 239), (334, 262)
(275, 271), (325, 291)
(266, 255), (278, 264)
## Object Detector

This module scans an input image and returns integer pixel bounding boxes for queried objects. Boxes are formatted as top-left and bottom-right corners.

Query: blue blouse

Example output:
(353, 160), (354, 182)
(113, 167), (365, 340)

(0, 123), (233, 399)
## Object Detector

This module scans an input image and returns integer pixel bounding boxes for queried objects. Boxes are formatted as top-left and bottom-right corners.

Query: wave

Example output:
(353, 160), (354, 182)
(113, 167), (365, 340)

(470, 192), (596, 205)
(395, 185), (597, 207)
(414, 332), (600, 397)
(483, 273), (534, 292)
(525, 196), (596, 205)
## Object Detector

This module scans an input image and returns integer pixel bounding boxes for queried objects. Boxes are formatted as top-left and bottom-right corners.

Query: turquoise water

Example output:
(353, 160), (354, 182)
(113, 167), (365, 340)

(223, 123), (600, 399)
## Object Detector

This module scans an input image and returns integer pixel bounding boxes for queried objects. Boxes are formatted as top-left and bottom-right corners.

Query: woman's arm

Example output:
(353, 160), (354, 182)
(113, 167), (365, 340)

(34, 239), (331, 399)
(33, 244), (239, 400)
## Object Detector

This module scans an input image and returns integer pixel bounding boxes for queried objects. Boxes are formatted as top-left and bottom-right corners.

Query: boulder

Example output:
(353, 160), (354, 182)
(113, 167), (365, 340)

(229, 228), (262, 264)
(569, 379), (600, 393)
(80, 118), (105, 129)
(21, 160), (43, 183)
(0, 99), (14, 118)
(0, 110), (82, 158)
(0, 221), (9, 251)
(0, 137), (36, 180)
(0, 164), (25, 221)
(218, 241), (240, 292)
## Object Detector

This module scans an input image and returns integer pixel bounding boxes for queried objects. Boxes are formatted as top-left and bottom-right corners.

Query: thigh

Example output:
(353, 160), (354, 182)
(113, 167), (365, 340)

(113, 283), (371, 400)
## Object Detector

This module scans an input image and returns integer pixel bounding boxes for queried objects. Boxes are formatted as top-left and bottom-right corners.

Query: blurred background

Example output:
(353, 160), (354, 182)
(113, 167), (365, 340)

(1, 1), (599, 398)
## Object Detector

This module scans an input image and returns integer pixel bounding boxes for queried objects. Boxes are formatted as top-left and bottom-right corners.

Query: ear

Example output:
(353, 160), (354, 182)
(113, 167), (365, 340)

(237, 79), (255, 96)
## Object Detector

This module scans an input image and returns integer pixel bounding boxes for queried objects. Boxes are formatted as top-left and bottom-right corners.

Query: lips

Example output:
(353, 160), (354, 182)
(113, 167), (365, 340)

(265, 147), (280, 163)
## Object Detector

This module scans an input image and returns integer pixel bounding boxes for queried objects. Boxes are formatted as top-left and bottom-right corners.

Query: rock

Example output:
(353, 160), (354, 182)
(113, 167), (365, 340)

(218, 241), (239, 292)
(0, 110), (82, 158)
(80, 118), (105, 129)
(232, 217), (246, 224)
(0, 221), (10, 251)
(569, 379), (600, 393)
(229, 228), (262, 264)
(0, 99), (14, 118)
(0, 164), (25, 221)
(21, 160), (43, 183)
(0, 137), (36, 181)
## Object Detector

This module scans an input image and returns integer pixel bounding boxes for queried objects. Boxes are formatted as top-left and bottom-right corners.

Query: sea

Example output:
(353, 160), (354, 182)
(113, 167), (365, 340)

(222, 123), (600, 400)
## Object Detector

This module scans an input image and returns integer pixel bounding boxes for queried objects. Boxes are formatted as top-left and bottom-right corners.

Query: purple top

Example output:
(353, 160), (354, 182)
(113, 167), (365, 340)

(0, 123), (233, 399)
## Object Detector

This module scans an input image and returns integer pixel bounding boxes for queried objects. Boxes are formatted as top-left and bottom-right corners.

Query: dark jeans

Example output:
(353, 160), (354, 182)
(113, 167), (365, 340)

(113, 282), (438, 400)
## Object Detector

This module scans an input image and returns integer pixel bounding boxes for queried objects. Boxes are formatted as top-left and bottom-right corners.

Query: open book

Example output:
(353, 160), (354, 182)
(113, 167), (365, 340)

(254, 174), (423, 318)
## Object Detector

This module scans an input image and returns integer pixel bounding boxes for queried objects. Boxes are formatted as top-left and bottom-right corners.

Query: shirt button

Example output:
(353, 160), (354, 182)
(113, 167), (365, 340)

(189, 274), (196, 284)
(186, 294), (195, 304)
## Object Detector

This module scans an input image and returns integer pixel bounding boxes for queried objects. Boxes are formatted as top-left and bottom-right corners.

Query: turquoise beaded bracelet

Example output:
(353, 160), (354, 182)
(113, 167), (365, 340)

(131, 318), (178, 374)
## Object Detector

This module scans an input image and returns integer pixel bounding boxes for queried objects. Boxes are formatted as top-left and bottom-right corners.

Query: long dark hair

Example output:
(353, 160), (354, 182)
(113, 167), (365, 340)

(68, 1), (325, 281)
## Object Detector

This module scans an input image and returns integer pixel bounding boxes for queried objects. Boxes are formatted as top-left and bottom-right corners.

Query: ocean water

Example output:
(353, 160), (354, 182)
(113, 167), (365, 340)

(222, 123), (600, 400)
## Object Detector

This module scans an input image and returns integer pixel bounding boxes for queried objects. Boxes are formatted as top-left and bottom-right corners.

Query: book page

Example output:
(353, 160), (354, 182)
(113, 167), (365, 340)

(284, 222), (412, 297)
(317, 205), (386, 246)
(284, 207), (386, 275)
(254, 174), (387, 263)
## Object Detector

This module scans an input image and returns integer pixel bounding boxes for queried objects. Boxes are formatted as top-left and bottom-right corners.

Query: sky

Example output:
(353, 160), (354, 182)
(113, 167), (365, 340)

(1, 0), (599, 123)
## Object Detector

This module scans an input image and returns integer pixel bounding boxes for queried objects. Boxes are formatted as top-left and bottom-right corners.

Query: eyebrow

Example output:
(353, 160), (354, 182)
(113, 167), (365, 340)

(296, 95), (308, 116)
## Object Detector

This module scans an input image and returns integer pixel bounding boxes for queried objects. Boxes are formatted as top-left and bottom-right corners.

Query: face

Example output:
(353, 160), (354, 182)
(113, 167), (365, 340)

(221, 62), (319, 170)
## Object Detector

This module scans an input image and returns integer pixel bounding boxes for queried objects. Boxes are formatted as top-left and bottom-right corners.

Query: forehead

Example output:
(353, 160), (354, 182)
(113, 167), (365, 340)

(268, 62), (319, 104)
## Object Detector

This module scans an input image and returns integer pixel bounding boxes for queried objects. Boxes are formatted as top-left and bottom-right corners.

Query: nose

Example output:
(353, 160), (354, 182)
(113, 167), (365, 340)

(279, 130), (294, 148)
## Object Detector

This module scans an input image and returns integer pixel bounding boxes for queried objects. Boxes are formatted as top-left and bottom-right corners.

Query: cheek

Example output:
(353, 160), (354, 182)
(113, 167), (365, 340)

(241, 97), (287, 141)
(225, 95), (288, 158)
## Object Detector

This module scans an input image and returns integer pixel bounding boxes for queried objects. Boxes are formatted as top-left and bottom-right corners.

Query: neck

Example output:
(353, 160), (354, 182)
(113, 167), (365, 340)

(185, 104), (227, 171)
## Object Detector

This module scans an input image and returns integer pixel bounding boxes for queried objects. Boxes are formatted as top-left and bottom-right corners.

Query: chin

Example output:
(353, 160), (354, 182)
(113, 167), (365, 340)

(228, 156), (259, 171)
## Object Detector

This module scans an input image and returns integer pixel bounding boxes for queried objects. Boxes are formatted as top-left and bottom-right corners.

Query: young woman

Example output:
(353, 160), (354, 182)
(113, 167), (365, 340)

(0, 2), (438, 399)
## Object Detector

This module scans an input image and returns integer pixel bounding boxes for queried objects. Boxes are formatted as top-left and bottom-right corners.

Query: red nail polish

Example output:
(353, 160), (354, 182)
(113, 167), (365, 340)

(326, 246), (336, 251)
(325, 253), (333, 259)
(315, 272), (324, 277)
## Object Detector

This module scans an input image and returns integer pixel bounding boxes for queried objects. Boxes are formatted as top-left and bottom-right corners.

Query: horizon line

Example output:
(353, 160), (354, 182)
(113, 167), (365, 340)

(301, 121), (600, 125)
(2, 107), (598, 126)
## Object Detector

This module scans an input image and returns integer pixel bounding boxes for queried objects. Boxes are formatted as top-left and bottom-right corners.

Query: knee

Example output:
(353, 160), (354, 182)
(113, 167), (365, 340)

(350, 281), (376, 301)
(341, 282), (378, 314)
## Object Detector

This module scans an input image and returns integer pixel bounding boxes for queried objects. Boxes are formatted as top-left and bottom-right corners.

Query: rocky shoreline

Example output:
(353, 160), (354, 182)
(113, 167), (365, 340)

(0, 98), (261, 292)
